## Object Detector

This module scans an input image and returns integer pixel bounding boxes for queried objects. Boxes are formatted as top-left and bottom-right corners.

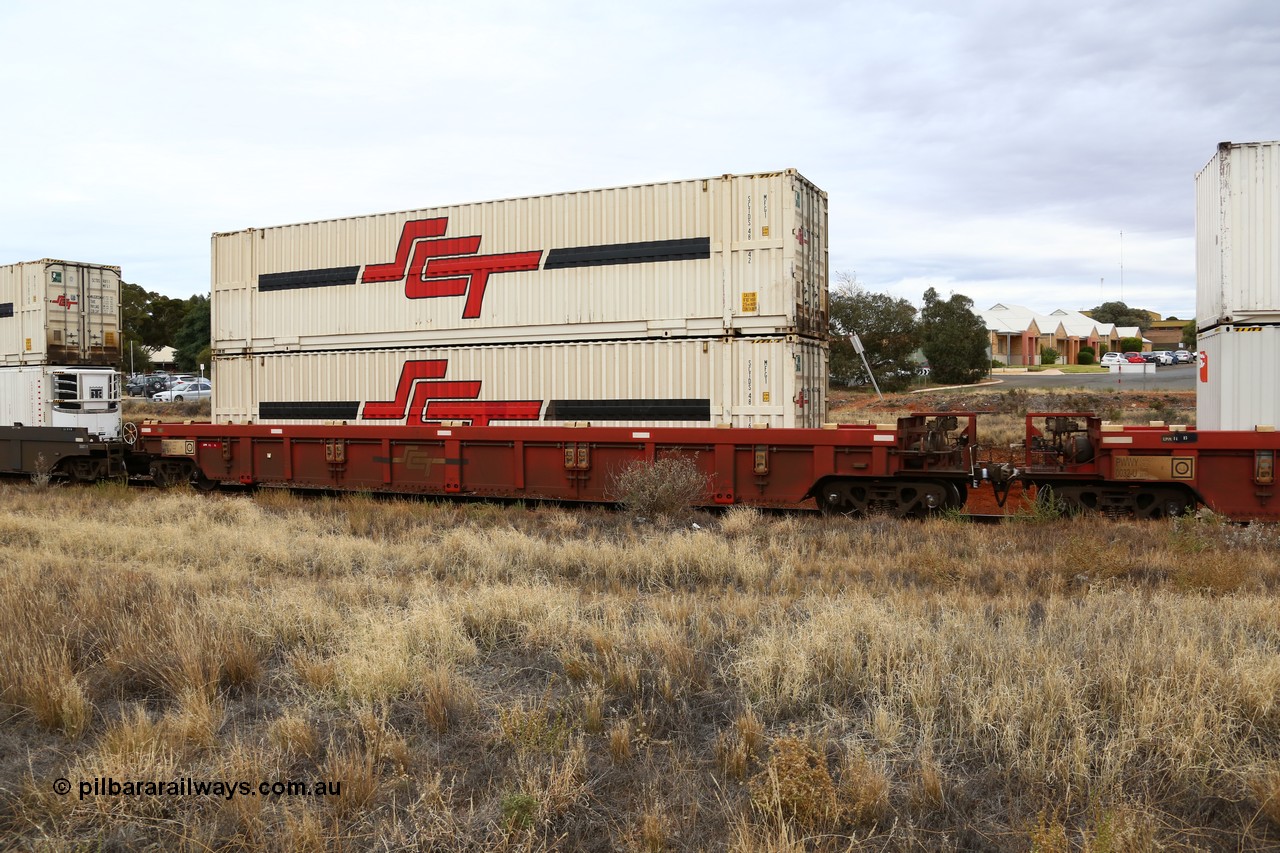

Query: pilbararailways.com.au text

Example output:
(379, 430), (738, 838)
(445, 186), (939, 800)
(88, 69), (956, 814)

(58, 777), (342, 801)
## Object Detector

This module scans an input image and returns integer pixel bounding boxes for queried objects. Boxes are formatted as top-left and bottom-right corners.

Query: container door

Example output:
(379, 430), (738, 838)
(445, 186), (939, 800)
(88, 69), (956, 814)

(791, 175), (828, 338)
(43, 263), (82, 361)
(82, 265), (121, 362)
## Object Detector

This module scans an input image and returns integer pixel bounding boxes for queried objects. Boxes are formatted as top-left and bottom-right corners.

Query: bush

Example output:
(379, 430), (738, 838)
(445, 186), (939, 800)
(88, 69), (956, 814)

(1077, 351), (1095, 365)
(610, 456), (710, 517)
(1040, 347), (1059, 365)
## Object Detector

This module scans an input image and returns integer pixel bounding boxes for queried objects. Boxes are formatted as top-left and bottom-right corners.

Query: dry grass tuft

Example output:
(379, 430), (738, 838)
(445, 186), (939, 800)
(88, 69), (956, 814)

(1252, 766), (1280, 828)
(749, 736), (839, 830)
(838, 751), (890, 828)
(420, 665), (479, 735)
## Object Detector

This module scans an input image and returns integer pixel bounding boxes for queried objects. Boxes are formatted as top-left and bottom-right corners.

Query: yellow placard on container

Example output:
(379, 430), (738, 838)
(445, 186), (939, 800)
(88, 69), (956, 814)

(742, 292), (758, 312)
(762, 391), (771, 402)
(24, 338), (31, 351)
(105, 331), (117, 347)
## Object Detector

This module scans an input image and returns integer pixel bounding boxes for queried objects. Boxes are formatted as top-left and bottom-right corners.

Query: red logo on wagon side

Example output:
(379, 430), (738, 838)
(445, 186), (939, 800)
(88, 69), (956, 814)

(361, 358), (542, 426)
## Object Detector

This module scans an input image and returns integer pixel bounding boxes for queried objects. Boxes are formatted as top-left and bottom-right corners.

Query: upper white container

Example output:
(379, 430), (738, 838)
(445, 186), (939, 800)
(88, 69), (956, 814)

(212, 170), (827, 353)
(211, 336), (828, 429)
(1196, 323), (1280, 431)
(1196, 141), (1280, 328)
(0, 260), (122, 366)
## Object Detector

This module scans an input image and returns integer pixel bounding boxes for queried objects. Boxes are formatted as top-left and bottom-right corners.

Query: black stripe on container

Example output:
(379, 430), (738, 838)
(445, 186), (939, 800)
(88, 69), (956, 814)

(0, 303), (12, 318)
(259, 402), (361, 420)
(543, 237), (710, 270)
(544, 399), (711, 421)
(258, 266), (361, 292)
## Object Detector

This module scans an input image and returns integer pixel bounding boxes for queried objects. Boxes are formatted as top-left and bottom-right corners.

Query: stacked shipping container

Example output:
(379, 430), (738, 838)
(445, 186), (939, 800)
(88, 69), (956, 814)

(212, 170), (830, 428)
(0, 259), (123, 438)
(1196, 141), (1280, 430)
(1, 260), (121, 366)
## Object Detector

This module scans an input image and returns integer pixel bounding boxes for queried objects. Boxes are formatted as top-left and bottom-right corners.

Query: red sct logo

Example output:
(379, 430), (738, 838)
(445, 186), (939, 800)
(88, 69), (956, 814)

(360, 218), (542, 319)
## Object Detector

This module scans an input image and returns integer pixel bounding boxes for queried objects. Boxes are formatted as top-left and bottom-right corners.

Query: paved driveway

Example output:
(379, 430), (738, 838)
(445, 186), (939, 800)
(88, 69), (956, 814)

(979, 364), (1196, 392)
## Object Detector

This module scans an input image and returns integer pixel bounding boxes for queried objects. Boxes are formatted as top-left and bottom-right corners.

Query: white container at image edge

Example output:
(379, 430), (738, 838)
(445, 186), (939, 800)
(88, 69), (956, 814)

(0, 365), (122, 439)
(1195, 323), (1280, 431)
(211, 170), (827, 353)
(0, 260), (122, 366)
(1196, 141), (1280, 329)
(211, 336), (828, 429)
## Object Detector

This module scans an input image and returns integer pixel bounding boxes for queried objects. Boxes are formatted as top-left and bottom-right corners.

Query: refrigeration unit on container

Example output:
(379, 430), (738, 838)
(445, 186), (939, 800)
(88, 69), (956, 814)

(0, 260), (122, 366)
(1196, 323), (1280, 431)
(212, 336), (828, 429)
(1196, 141), (1280, 329)
(211, 170), (828, 353)
(0, 365), (122, 439)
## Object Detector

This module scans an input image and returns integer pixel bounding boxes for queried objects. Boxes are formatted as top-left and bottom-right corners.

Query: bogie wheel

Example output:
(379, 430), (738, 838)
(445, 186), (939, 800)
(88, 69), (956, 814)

(150, 459), (193, 489)
(817, 480), (870, 517)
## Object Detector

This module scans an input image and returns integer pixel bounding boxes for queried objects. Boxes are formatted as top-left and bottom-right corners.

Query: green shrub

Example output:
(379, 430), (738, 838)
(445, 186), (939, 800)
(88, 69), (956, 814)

(1039, 347), (1059, 365)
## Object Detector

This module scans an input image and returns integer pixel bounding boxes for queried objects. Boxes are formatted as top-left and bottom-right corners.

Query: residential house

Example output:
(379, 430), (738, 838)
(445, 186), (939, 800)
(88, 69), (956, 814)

(978, 304), (1122, 366)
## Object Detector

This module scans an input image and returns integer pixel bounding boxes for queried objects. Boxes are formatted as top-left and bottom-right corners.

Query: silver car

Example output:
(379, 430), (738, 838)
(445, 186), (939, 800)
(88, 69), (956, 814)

(152, 380), (211, 402)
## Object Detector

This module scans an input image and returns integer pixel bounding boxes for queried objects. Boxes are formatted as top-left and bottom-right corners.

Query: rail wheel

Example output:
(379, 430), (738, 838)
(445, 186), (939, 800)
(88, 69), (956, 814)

(817, 481), (871, 516)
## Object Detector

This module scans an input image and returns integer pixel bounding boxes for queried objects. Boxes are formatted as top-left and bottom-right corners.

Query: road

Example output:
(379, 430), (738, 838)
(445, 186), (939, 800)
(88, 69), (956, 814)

(979, 364), (1196, 392)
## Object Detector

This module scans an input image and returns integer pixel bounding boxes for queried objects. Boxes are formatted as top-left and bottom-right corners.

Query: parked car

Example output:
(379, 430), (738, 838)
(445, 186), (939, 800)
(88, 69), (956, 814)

(1100, 352), (1125, 366)
(1123, 352), (1145, 363)
(127, 374), (175, 398)
(1152, 351), (1174, 365)
(1173, 349), (1194, 364)
(152, 380), (211, 402)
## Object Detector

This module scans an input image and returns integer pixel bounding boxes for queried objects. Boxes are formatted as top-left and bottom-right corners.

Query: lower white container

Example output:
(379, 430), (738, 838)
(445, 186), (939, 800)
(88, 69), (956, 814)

(0, 365), (122, 439)
(212, 336), (828, 429)
(1196, 323), (1280, 430)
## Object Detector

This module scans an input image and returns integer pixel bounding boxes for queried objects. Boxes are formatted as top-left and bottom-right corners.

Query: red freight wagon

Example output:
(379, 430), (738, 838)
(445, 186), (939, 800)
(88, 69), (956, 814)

(1013, 413), (1280, 521)
(135, 413), (980, 516)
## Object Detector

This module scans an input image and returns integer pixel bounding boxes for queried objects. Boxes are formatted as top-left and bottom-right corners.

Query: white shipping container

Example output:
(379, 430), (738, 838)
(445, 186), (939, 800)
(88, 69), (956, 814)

(0, 260), (122, 366)
(1195, 323), (1280, 431)
(212, 336), (828, 429)
(0, 365), (122, 439)
(212, 170), (827, 353)
(1196, 141), (1280, 328)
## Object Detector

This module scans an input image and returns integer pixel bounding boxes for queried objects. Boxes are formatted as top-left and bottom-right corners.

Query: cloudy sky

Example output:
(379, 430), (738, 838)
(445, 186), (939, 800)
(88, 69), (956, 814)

(2, 0), (1277, 320)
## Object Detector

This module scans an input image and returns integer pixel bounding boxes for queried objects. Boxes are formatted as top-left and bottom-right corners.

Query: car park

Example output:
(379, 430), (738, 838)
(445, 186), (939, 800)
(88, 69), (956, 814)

(1173, 350), (1194, 364)
(1100, 352), (1125, 366)
(1123, 352), (1146, 363)
(151, 380), (211, 402)
(1153, 351), (1174, 365)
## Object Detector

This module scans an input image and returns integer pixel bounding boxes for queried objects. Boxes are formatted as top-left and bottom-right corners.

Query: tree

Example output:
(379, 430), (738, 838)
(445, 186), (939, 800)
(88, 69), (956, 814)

(1085, 301), (1156, 331)
(1182, 319), (1197, 349)
(1119, 336), (1143, 353)
(173, 295), (212, 373)
(828, 273), (920, 391)
(120, 280), (191, 369)
(919, 288), (990, 385)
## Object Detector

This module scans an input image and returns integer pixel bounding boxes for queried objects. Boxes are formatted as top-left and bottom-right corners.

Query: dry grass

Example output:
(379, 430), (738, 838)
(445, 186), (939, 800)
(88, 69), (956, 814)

(1, 408), (1279, 849)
